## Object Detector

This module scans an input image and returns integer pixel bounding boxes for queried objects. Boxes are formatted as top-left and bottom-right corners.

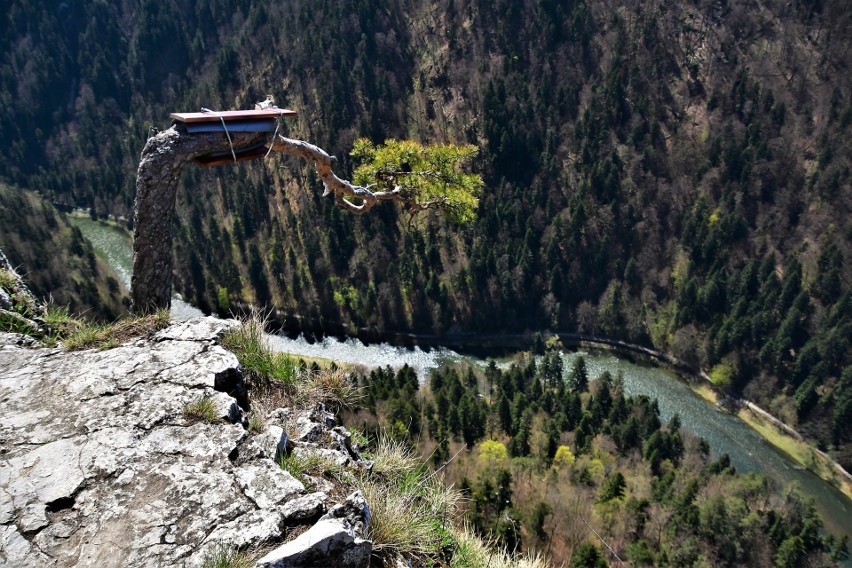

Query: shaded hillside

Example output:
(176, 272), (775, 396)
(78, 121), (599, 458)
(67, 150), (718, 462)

(0, 1), (849, 463)
(0, 184), (125, 320)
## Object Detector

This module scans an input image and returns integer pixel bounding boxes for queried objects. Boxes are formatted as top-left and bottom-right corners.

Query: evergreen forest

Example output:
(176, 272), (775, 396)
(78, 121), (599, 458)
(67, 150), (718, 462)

(348, 357), (849, 566)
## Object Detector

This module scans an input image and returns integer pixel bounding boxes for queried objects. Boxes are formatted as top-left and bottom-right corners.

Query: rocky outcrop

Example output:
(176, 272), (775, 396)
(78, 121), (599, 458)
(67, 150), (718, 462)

(0, 317), (372, 567)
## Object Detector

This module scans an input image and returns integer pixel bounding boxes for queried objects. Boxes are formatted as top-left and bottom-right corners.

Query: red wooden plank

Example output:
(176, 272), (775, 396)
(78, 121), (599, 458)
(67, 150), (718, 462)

(170, 109), (297, 124)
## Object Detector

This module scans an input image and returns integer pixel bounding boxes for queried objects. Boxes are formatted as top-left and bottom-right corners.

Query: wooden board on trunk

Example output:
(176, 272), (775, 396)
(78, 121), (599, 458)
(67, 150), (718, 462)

(171, 109), (297, 123)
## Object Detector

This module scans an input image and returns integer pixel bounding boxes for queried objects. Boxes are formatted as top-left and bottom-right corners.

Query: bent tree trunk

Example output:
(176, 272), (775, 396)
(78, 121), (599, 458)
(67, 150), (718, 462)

(131, 126), (269, 312)
(131, 126), (441, 312)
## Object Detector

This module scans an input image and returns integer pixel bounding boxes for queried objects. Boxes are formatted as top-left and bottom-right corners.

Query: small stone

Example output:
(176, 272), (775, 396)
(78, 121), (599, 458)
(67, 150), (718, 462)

(320, 491), (371, 537)
(309, 404), (336, 428)
(266, 407), (291, 426)
(208, 390), (244, 423)
(192, 509), (284, 564)
(295, 417), (324, 443)
(18, 504), (48, 534)
(293, 446), (350, 467)
(329, 427), (360, 460)
(281, 492), (327, 524)
(234, 426), (290, 465)
(152, 317), (240, 342)
(302, 475), (335, 494)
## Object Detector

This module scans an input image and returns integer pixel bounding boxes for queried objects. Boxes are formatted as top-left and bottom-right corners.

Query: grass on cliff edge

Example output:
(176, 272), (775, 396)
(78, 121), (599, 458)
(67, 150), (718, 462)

(61, 308), (170, 350)
(359, 436), (548, 567)
(0, 277), (170, 349)
(220, 311), (360, 412)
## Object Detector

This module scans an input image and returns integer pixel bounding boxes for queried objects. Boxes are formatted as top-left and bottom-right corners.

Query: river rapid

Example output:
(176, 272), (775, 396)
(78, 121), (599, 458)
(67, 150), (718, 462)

(72, 217), (852, 553)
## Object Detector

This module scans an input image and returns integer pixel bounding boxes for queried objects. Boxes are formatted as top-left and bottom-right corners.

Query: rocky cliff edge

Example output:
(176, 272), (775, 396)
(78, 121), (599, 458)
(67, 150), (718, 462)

(0, 317), (372, 567)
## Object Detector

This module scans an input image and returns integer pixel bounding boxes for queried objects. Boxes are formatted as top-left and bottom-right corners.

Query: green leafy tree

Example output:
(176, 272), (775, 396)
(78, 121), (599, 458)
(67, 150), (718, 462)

(479, 440), (508, 464)
(351, 138), (483, 223)
(553, 445), (576, 469)
(570, 542), (609, 568)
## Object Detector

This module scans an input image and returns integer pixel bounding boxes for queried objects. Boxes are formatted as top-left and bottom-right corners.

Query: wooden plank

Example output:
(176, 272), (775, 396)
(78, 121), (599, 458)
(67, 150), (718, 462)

(170, 108), (297, 124)
(185, 119), (278, 134)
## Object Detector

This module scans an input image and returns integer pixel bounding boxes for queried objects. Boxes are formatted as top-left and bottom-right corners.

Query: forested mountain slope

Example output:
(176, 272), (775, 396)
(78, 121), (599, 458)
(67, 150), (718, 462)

(0, 184), (125, 320)
(1, 1), (850, 464)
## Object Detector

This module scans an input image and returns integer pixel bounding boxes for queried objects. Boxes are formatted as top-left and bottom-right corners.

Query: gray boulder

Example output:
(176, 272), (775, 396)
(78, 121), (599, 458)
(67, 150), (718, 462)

(255, 518), (371, 568)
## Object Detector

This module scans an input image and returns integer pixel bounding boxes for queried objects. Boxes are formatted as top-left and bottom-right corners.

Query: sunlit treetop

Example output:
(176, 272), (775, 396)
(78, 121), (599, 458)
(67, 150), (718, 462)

(350, 138), (483, 224)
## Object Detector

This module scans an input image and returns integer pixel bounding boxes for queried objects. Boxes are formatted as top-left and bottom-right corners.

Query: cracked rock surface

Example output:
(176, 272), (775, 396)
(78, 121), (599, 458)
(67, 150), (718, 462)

(0, 317), (370, 567)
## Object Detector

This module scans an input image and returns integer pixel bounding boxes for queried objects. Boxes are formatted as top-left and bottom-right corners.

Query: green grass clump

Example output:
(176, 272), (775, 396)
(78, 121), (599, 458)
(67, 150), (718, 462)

(278, 450), (347, 487)
(183, 395), (220, 423)
(221, 311), (360, 411)
(358, 435), (548, 566)
(247, 412), (266, 434)
(200, 545), (252, 568)
(221, 312), (300, 387)
(0, 268), (17, 290)
(358, 436), (460, 563)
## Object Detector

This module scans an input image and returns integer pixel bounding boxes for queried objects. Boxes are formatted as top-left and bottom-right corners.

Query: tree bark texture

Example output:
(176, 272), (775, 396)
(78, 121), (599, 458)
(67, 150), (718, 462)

(131, 126), (267, 312)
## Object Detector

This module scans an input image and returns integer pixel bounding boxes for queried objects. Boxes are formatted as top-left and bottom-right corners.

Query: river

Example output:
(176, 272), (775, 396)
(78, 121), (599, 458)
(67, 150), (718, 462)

(72, 216), (852, 552)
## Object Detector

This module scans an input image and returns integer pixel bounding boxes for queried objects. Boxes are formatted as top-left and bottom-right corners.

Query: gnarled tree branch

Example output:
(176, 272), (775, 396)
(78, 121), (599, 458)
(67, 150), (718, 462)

(131, 126), (443, 312)
(271, 135), (447, 216)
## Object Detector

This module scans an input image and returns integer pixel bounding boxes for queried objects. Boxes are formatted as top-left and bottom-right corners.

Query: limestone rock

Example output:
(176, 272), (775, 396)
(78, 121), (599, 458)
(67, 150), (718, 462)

(234, 425), (290, 465)
(189, 509), (285, 566)
(281, 492), (328, 524)
(0, 318), (255, 567)
(319, 491), (371, 537)
(235, 461), (305, 510)
(267, 407), (292, 425)
(293, 444), (351, 467)
(152, 316), (239, 342)
(295, 416), (325, 443)
(255, 518), (371, 568)
(0, 331), (42, 349)
(308, 404), (337, 428)
(0, 317), (376, 567)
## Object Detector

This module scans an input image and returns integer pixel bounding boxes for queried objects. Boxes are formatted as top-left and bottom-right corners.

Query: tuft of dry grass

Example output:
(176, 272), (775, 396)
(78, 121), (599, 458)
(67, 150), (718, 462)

(221, 310), (360, 411)
(369, 436), (421, 481)
(199, 544), (253, 568)
(63, 309), (170, 350)
(294, 367), (362, 411)
(358, 435), (461, 563)
(449, 524), (549, 568)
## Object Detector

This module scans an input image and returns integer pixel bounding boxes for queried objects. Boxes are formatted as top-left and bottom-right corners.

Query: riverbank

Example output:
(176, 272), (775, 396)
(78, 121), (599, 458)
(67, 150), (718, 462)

(737, 402), (852, 501)
(510, 333), (852, 503)
(682, 369), (852, 501)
